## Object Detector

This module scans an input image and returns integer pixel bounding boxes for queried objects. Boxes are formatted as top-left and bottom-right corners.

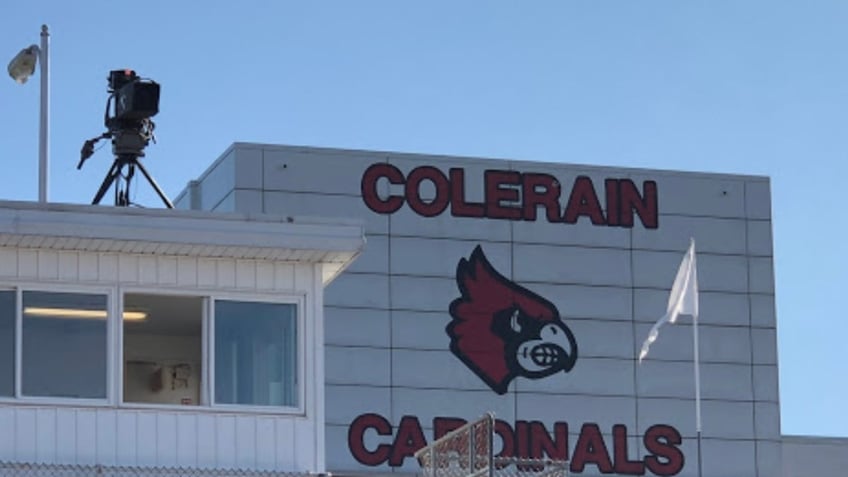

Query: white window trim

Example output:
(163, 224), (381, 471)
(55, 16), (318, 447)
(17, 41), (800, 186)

(5, 281), (114, 405)
(114, 288), (124, 406)
(207, 291), (306, 416)
(116, 286), (307, 416)
(117, 286), (206, 411)
(207, 295), (215, 409)
(201, 295), (210, 407)
(13, 286), (21, 400)
(0, 281), (310, 416)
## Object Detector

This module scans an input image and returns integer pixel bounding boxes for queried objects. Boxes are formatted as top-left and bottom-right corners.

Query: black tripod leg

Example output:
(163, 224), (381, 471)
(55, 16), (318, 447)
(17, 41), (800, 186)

(92, 161), (123, 205)
(119, 164), (136, 207)
(134, 160), (175, 209)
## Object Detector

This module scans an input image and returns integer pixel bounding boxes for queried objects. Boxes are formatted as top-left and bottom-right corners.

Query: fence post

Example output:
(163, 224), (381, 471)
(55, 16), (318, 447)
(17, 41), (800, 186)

(487, 413), (494, 477)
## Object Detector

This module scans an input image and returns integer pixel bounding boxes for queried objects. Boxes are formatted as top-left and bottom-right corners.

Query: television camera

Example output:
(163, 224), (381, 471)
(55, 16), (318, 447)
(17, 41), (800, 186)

(78, 69), (173, 208)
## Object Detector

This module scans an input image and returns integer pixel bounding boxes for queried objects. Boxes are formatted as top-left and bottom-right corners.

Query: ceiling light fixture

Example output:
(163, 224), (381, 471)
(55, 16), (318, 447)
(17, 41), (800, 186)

(23, 307), (147, 321)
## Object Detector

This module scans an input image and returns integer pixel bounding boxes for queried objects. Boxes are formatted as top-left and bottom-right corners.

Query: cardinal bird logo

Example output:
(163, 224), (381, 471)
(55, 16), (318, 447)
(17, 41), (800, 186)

(447, 246), (578, 394)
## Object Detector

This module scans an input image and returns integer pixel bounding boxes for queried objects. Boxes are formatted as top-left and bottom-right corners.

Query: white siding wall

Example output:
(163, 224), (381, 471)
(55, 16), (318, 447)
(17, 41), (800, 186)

(0, 247), (323, 473)
(0, 407), (317, 470)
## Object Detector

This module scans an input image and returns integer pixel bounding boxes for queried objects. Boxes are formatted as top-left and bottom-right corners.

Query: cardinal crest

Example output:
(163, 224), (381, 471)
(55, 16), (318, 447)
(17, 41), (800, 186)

(447, 246), (578, 394)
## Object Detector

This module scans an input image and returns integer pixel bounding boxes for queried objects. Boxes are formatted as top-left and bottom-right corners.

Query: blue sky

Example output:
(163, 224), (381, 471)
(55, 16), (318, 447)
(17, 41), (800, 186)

(1, 1), (846, 437)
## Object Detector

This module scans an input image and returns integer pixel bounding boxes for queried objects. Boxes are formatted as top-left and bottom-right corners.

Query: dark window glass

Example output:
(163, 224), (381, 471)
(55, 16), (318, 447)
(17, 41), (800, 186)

(0, 291), (14, 396)
(22, 291), (107, 398)
(215, 301), (297, 407)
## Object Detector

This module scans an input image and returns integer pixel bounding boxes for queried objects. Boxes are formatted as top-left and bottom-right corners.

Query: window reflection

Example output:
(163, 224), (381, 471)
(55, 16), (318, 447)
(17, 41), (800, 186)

(0, 291), (14, 397)
(22, 291), (107, 399)
(215, 300), (297, 407)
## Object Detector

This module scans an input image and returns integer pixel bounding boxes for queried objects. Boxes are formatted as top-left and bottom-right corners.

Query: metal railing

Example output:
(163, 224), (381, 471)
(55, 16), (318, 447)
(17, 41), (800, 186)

(414, 414), (568, 477)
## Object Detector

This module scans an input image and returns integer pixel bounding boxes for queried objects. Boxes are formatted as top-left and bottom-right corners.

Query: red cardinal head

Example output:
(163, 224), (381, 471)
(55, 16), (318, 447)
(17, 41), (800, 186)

(447, 246), (578, 395)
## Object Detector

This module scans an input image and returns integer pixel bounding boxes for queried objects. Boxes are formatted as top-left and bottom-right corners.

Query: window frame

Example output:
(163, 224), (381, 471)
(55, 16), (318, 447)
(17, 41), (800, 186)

(207, 292), (306, 415)
(0, 286), (17, 401)
(0, 281), (307, 416)
(116, 286), (209, 411)
(116, 286), (306, 416)
(0, 281), (115, 407)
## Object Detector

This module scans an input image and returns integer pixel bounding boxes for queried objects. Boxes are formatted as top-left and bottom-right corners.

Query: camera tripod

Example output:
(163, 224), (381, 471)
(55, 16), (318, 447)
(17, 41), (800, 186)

(79, 122), (174, 209)
(91, 153), (174, 208)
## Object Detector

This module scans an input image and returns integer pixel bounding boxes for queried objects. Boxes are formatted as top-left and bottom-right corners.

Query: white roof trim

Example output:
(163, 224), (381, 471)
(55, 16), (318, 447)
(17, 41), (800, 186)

(0, 201), (365, 277)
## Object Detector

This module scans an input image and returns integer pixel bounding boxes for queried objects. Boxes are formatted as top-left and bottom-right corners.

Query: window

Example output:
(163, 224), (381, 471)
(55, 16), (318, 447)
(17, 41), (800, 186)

(22, 291), (108, 399)
(120, 292), (301, 411)
(214, 300), (298, 407)
(0, 291), (13, 397)
(0, 284), (302, 412)
(123, 294), (203, 406)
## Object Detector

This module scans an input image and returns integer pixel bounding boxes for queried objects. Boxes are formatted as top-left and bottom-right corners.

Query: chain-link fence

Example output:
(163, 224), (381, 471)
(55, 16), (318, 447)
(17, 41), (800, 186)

(489, 460), (568, 477)
(0, 461), (328, 477)
(414, 414), (568, 477)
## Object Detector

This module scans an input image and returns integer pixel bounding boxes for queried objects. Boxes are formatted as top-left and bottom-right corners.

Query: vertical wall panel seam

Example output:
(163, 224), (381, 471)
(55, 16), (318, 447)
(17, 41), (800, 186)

(132, 412), (137, 466)
(386, 154), (395, 445)
(114, 410), (119, 466)
(73, 408), (79, 464)
(273, 416), (278, 471)
(509, 160), (518, 420)
(155, 412), (160, 465)
(196, 414), (202, 468)
(628, 191), (640, 461)
(744, 182), (761, 477)
(261, 147), (267, 215)
(54, 408), (59, 464)
(254, 415), (260, 470)
(176, 414), (182, 468)
(93, 410), (99, 466)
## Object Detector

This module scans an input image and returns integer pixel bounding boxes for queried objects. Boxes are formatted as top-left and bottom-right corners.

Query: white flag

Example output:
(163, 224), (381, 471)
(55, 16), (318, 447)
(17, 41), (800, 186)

(638, 239), (699, 362)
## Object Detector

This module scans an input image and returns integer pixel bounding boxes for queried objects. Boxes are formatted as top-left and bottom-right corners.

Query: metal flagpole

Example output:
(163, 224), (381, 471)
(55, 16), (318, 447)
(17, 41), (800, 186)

(689, 238), (703, 477)
(693, 307), (703, 477)
(638, 238), (702, 476)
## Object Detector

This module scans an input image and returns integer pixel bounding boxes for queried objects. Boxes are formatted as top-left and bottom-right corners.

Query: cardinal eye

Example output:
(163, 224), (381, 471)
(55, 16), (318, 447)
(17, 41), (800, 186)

(541, 324), (564, 340)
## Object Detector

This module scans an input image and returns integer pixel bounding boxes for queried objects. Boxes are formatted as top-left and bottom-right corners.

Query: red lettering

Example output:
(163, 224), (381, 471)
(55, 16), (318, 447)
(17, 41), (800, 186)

(563, 176), (606, 225)
(361, 163), (405, 214)
(515, 420), (530, 459)
(605, 179), (620, 226)
(361, 164), (660, 230)
(570, 423), (613, 474)
(406, 167), (450, 217)
(494, 419), (516, 458)
(522, 173), (561, 222)
(389, 415), (428, 467)
(529, 421), (568, 460)
(433, 417), (467, 439)
(513, 420), (545, 472)
(643, 424), (684, 476)
(613, 424), (645, 475)
(349, 414), (684, 471)
(620, 179), (658, 229)
(348, 413), (393, 466)
(485, 170), (522, 220)
(450, 168), (485, 218)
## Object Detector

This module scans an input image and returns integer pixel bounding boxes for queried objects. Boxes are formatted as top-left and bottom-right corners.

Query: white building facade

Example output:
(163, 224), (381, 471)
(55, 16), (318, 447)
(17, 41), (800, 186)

(0, 201), (364, 475)
(176, 143), (789, 477)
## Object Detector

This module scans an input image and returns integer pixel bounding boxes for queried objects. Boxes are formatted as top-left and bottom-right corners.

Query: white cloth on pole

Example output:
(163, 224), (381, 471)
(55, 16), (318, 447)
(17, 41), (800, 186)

(638, 239), (699, 362)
